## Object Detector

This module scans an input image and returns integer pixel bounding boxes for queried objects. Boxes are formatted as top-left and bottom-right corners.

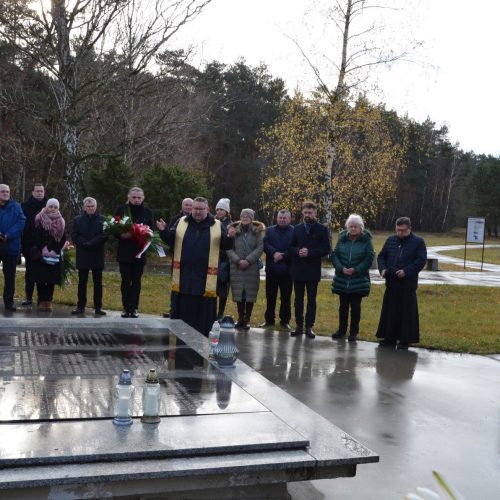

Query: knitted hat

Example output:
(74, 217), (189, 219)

(216, 198), (230, 213)
(240, 208), (255, 220)
(46, 198), (60, 209)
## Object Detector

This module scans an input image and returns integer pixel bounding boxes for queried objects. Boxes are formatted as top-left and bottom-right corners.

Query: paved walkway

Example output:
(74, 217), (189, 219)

(235, 326), (500, 500)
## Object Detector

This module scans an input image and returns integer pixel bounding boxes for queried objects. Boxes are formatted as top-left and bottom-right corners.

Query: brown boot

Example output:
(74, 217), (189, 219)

(38, 301), (53, 312)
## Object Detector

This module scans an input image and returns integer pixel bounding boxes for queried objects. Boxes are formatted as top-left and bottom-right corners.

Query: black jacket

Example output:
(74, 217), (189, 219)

(290, 221), (330, 282)
(71, 212), (106, 270)
(21, 196), (47, 255)
(160, 213), (233, 296)
(263, 224), (294, 275)
(114, 203), (154, 264)
(378, 233), (427, 290)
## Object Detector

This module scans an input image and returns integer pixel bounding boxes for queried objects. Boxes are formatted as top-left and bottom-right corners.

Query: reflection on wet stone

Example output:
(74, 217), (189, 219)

(0, 327), (264, 422)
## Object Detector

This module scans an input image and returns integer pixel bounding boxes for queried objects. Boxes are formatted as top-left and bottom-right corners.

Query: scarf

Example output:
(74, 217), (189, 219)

(35, 208), (65, 242)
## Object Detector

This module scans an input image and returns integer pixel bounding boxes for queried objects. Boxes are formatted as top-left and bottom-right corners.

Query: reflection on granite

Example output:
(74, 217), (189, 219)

(0, 328), (266, 421)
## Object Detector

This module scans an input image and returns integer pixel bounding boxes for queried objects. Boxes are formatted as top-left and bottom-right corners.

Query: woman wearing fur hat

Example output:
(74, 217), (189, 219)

(215, 198), (232, 319)
(227, 209), (265, 329)
(30, 198), (66, 312)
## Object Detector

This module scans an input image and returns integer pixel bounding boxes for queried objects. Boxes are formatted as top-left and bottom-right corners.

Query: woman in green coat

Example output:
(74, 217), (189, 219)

(331, 214), (374, 341)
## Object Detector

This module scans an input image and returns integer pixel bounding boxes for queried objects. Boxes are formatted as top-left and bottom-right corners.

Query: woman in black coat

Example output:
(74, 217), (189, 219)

(31, 198), (66, 312)
(71, 197), (107, 315)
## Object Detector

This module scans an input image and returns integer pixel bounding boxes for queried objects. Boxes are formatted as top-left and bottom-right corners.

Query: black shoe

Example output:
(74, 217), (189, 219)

(71, 308), (85, 315)
(290, 327), (303, 337)
(280, 322), (292, 330)
(379, 339), (396, 347)
(121, 311), (130, 318)
(163, 312), (170, 318)
(129, 311), (139, 319)
(305, 328), (316, 339)
(397, 342), (409, 350)
(22, 299), (33, 306)
(4, 303), (16, 312)
(95, 309), (106, 316)
(348, 334), (358, 342)
(259, 321), (274, 328)
(331, 330), (346, 339)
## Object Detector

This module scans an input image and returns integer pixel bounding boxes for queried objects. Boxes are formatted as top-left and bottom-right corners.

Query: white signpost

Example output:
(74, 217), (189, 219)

(464, 217), (486, 270)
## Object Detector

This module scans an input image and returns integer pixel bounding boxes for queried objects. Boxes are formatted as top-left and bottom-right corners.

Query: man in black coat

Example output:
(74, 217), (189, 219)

(115, 187), (154, 318)
(376, 216), (427, 349)
(290, 201), (330, 338)
(157, 197), (235, 336)
(71, 197), (107, 315)
(260, 209), (294, 330)
(21, 183), (47, 305)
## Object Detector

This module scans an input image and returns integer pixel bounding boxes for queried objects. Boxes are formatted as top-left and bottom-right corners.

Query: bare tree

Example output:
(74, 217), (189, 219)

(0, 0), (212, 215)
(289, 0), (422, 231)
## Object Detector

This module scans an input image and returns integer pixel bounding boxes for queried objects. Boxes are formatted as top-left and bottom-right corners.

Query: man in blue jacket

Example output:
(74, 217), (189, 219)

(290, 201), (330, 338)
(260, 209), (294, 330)
(0, 184), (26, 311)
(376, 217), (427, 349)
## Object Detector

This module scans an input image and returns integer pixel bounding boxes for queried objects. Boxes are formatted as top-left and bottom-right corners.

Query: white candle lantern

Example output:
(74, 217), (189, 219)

(141, 368), (161, 424)
(113, 369), (135, 426)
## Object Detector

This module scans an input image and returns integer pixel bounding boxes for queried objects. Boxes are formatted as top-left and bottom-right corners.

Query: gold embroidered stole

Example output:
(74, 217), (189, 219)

(171, 217), (221, 297)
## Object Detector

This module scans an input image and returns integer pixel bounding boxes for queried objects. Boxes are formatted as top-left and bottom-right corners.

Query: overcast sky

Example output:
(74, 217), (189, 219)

(175, 0), (500, 156)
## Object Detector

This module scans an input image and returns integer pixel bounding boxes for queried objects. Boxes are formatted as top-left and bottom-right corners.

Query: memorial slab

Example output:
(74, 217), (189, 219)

(0, 317), (378, 499)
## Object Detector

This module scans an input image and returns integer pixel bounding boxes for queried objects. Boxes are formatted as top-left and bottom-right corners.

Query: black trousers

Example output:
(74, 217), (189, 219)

(1, 254), (17, 305)
(24, 256), (36, 300)
(77, 268), (103, 309)
(264, 271), (293, 324)
(338, 293), (363, 335)
(293, 280), (319, 328)
(119, 262), (144, 312)
(37, 282), (55, 302)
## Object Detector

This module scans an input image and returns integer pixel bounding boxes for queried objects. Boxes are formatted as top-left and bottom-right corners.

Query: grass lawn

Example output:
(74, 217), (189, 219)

(439, 246), (500, 266)
(23, 272), (498, 355)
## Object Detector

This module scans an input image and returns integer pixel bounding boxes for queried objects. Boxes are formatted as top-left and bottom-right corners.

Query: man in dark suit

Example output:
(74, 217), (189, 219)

(290, 201), (330, 338)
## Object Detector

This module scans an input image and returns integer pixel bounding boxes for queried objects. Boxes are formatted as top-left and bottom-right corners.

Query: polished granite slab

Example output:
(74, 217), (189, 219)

(0, 327), (265, 421)
(0, 317), (378, 498)
(0, 412), (309, 466)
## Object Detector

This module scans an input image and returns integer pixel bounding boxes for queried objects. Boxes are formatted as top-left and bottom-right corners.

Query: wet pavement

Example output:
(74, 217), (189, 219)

(1, 305), (499, 499)
(235, 326), (500, 500)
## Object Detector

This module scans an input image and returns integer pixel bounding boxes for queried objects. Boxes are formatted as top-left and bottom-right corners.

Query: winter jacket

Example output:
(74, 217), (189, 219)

(290, 221), (330, 282)
(21, 196), (46, 255)
(30, 226), (66, 285)
(263, 224), (294, 275)
(0, 199), (26, 256)
(331, 229), (374, 296)
(114, 203), (154, 264)
(227, 220), (265, 302)
(378, 232), (427, 290)
(71, 212), (106, 270)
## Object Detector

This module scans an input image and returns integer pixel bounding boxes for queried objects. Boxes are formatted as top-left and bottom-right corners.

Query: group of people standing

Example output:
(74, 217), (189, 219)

(0, 182), (427, 349)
